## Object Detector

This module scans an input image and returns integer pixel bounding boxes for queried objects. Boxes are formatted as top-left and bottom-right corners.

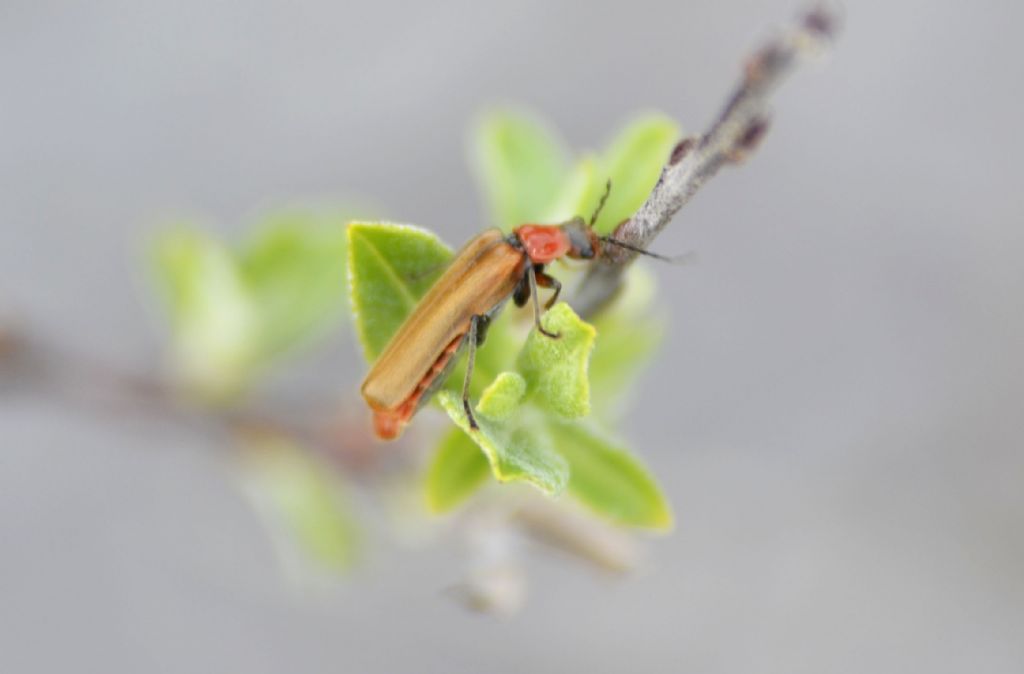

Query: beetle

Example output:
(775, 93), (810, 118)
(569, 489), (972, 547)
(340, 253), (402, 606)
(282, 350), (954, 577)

(360, 182), (670, 439)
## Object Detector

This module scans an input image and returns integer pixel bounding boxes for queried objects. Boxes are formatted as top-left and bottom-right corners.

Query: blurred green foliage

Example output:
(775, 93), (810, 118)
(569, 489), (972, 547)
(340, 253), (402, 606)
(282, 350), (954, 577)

(474, 109), (680, 234)
(474, 111), (570, 229)
(241, 435), (360, 572)
(152, 208), (349, 399)
(425, 427), (491, 513)
(152, 210), (359, 573)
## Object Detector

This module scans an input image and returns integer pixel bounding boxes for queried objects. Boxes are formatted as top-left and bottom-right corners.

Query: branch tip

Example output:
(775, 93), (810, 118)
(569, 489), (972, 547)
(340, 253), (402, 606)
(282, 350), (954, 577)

(573, 6), (839, 317)
(802, 3), (841, 42)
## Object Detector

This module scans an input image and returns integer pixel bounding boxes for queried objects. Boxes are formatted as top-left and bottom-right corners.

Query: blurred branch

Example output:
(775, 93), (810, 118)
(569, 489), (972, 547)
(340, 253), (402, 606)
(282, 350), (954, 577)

(0, 318), (378, 473)
(574, 5), (840, 317)
(514, 498), (641, 573)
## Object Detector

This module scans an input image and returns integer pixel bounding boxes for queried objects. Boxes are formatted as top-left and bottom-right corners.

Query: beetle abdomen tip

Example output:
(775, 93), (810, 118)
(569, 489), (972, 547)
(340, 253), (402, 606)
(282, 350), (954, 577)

(373, 409), (405, 440)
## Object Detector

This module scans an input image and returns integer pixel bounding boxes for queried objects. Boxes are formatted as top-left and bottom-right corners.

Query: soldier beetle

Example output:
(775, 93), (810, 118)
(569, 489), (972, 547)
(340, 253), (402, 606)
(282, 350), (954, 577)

(360, 182), (672, 440)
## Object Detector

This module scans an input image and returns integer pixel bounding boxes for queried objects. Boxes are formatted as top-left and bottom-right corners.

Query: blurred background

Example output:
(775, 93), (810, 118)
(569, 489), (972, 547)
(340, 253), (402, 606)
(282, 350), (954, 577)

(2, 0), (1022, 672)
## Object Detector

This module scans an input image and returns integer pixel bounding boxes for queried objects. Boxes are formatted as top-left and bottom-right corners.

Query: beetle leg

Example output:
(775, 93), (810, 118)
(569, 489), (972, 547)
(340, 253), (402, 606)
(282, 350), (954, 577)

(512, 272), (531, 308)
(474, 312), (492, 345)
(534, 267), (562, 310)
(528, 265), (561, 339)
(463, 315), (481, 430)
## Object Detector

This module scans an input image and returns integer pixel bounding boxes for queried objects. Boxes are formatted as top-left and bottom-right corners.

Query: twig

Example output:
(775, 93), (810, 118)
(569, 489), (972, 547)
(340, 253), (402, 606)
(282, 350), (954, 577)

(514, 498), (641, 573)
(574, 5), (839, 317)
(0, 319), (379, 472)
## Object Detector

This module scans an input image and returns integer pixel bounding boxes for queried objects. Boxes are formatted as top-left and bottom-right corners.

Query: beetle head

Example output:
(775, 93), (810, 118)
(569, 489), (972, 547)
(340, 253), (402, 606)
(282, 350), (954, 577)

(559, 216), (600, 260)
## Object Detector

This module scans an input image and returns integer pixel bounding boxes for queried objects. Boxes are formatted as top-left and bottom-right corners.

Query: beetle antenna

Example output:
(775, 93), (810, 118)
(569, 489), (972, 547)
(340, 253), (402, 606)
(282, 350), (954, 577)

(588, 179), (612, 227)
(600, 236), (692, 265)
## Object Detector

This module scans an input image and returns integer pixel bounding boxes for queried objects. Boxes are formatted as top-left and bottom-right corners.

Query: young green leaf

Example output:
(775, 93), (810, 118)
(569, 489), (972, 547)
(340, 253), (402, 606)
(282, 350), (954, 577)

(347, 222), (453, 360)
(425, 426), (491, 513)
(474, 110), (570, 228)
(152, 228), (259, 397)
(590, 114), (682, 234)
(541, 156), (601, 223)
(588, 266), (666, 418)
(438, 390), (569, 496)
(152, 211), (357, 397)
(239, 209), (349, 359)
(476, 371), (527, 420)
(515, 302), (596, 419)
(548, 421), (673, 530)
(241, 435), (361, 572)
(473, 110), (679, 233)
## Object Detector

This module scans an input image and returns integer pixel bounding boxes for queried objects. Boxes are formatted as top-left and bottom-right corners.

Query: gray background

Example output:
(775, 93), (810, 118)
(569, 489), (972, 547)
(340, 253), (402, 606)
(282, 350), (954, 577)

(2, 0), (1022, 672)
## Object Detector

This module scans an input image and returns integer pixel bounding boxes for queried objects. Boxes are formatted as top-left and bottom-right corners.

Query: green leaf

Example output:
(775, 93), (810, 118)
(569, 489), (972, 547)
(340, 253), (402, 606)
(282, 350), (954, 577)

(425, 426), (491, 513)
(242, 435), (361, 572)
(239, 209), (349, 359)
(152, 228), (259, 397)
(549, 421), (673, 530)
(473, 110), (679, 232)
(438, 390), (569, 496)
(152, 211), (355, 398)
(588, 266), (665, 418)
(347, 222), (453, 361)
(474, 110), (570, 228)
(515, 303), (596, 419)
(477, 371), (527, 420)
(541, 156), (601, 223)
(590, 114), (681, 234)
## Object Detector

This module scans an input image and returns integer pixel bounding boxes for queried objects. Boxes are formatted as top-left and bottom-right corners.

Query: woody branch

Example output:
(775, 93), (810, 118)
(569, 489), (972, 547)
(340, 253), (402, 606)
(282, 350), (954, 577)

(574, 4), (840, 317)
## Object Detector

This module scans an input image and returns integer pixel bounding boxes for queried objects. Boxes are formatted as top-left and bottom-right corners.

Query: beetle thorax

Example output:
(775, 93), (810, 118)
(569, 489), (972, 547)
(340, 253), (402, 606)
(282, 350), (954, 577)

(514, 224), (572, 264)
